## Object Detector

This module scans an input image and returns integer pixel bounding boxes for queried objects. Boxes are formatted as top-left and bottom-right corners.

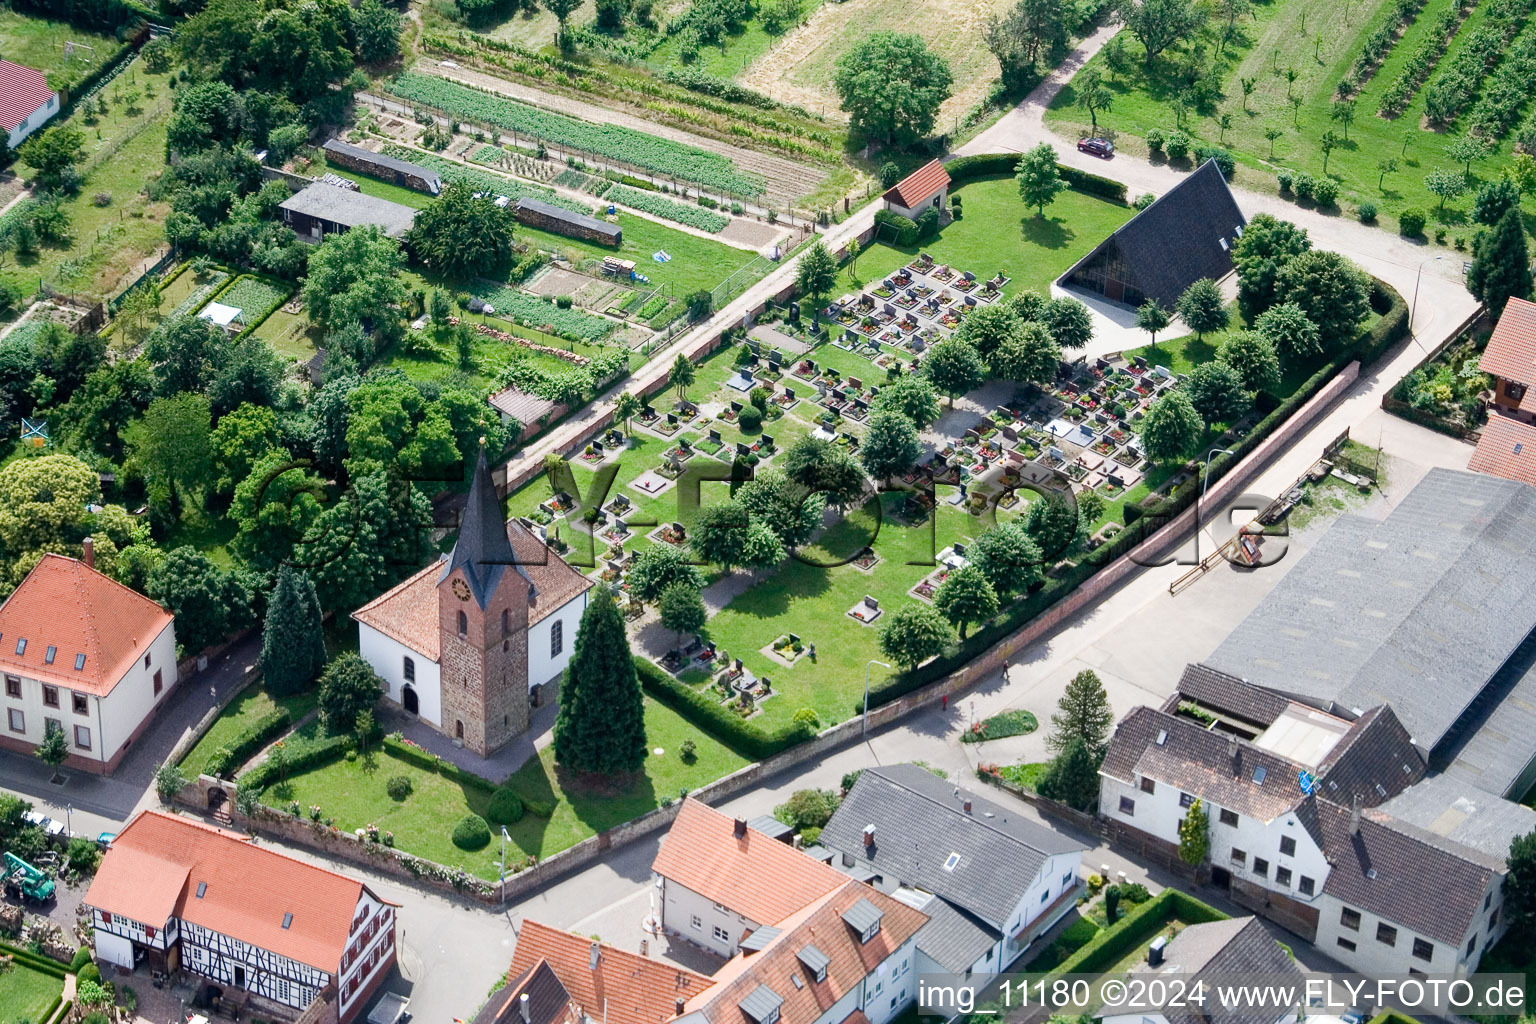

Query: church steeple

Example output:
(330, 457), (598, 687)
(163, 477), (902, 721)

(439, 446), (520, 608)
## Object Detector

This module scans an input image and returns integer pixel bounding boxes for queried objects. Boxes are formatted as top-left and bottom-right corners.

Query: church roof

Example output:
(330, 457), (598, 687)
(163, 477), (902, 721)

(441, 447), (527, 607)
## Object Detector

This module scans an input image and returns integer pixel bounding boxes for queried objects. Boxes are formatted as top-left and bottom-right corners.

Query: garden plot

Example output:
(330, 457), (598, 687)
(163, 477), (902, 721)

(524, 265), (633, 313)
(739, 0), (1011, 125)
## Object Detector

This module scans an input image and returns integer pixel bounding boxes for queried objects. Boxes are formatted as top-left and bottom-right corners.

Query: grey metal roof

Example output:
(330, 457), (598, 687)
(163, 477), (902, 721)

(1206, 468), (1536, 796)
(487, 385), (561, 426)
(840, 896), (883, 935)
(820, 763), (1084, 930)
(747, 815), (793, 842)
(794, 944), (829, 975)
(893, 888), (1001, 973)
(514, 197), (621, 242)
(1379, 775), (1536, 863)
(323, 139), (441, 190)
(1060, 159), (1245, 307)
(279, 181), (418, 237)
(738, 926), (781, 953)
(737, 984), (782, 1024)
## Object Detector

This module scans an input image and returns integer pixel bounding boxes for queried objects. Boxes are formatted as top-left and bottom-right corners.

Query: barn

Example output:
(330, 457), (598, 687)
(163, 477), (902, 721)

(513, 197), (621, 247)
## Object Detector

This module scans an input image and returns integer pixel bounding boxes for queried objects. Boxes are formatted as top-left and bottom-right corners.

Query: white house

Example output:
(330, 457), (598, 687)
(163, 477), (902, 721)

(85, 810), (399, 1024)
(881, 159), (949, 220)
(818, 763), (1087, 979)
(0, 549), (178, 775)
(651, 798), (849, 958)
(0, 60), (58, 150)
(352, 450), (591, 754)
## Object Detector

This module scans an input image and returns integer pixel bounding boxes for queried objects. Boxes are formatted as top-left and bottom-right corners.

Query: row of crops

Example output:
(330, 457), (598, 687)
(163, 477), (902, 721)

(1350, 0), (1426, 90)
(1378, 0), (1474, 116)
(472, 284), (617, 342)
(599, 183), (730, 233)
(380, 145), (595, 215)
(385, 72), (766, 197)
(1421, 0), (1535, 124)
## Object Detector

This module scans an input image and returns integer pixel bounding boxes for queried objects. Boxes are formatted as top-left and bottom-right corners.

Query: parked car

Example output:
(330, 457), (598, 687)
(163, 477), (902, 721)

(21, 811), (66, 839)
(1077, 137), (1114, 158)
(96, 832), (117, 849)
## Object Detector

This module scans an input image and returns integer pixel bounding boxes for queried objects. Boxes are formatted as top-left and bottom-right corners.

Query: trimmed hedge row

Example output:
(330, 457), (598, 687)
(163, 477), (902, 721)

(240, 733), (351, 790)
(40, 994), (63, 1024)
(0, 942), (70, 978)
(379, 735), (557, 815)
(205, 707), (293, 778)
(55, 1001), (74, 1024)
(1052, 888), (1226, 977)
(636, 658), (814, 761)
(857, 277), (1408, 711)
(944, 153), (1128, 204)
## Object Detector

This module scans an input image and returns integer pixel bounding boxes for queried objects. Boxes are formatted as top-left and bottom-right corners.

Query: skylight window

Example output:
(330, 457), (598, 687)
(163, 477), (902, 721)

(1155, 730), (1168, 746)
(1366, 869), (1378, 880)
(282, 913), (293, 929)
(15, 638), (25, 655)
(196, 881), (207, 899)
(1518, 443), (1526, 455)
(1252, 766), (1268, 785)
(44, 646), (56, 665)
(943, 852), (961, 871)
(74, 653), (85, 671)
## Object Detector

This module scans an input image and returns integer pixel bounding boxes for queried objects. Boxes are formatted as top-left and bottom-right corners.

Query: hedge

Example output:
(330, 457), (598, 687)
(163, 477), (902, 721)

(1051, 888), (1226, 977)
(379, 735), (556, 814)
(873, 209), (919, 247)
(40, 995), (63, 1024)
(857, 276), (1407, 711)
(0, 942), (70, 978)
(943, 153), (1128, 204)
(208, 708), (293, 778)
(636, 658), (813, 761)
(54, 1001), (74, 1024)
(240, 733), (352, 790)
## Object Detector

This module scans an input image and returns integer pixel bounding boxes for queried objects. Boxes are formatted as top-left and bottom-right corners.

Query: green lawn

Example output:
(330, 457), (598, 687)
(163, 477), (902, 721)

(262, 698), (748, 878)
(181, 681), (320, 777)
(832, 176), (1136, 300)
(1044, 0), (1534, 232)
(645, 4), (828, 77)
(161, 514), (237, 568)
(252, 307), (321, 363)
(0, 9), (118, 90)
(0, 960), (63, 1024)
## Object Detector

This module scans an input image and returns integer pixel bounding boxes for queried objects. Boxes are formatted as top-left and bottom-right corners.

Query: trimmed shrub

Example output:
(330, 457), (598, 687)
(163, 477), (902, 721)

(1195, 148), (1235, 177)
(1145, 127), (1165, 153)
(873, 209), (919, 246)
(386, 775), (412, 800)
(1311, 177), (1340, 206)
(487, 787), (525, 825)
(452, 813), (492, 850)
(1277, 169), (1293, 193)
(77, 963), (101, 986)
(1357, 201), (1378, 224)
(207, 707), (292, 778)
(1399, 208), (1426, 236)
(1165, 131), (1191, 160)
(738, 405), (763, 431)
(70, 947), (93, 972)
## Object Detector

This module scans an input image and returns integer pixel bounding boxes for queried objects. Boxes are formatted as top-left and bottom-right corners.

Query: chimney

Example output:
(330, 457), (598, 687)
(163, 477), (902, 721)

(675, 999), (686, 1015)
(82, 537), (94, 570)
(733, 818), (747, 838)
(1228, 733), (1238, 772)
(863, 824), (877, 847)
(962, 799), (972, 814)
(589, 942), (601, 971)
(1350, 794), (1362, 835)
(519, 994), (530, 1024)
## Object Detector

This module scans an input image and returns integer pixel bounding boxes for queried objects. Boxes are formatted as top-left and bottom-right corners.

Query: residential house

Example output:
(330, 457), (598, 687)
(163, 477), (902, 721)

(1468, 391), (1536, 487)
(1477, 296), (1536, 422)
(354, 449), (592, 756)
(0, 60), (58, 149)
(650, 798), (847, 959)
(84, 811), (398, 1024)
(1098, 917), (1303, 1024)
(280, 182), (418, 240)
(675, 880), (929, 1024)
(881, 160), (949, 221)
(818, 763), (1087, 978)
(1059, 159), (1245, 308)
(0, 549), (178, 774)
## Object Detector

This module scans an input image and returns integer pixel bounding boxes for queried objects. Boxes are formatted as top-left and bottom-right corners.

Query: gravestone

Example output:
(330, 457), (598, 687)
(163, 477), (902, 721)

(788, 301), (800, 321)
(709, 429), (722, 443)
(761, 433), (774, 447)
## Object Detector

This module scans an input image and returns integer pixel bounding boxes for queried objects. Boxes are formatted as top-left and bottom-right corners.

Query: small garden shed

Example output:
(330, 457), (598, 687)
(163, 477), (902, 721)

(882, 159), (950, 220)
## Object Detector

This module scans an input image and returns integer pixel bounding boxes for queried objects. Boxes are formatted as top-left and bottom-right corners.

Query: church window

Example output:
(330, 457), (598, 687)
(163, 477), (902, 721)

(457, 611), (467, 636)
(502, 609), (510, 636)
(551, 621), (563, 658)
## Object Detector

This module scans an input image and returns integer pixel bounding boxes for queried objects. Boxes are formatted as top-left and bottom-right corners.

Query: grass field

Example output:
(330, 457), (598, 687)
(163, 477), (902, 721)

(0, 958), (64, 1024)
(831, 175), (1136, 299)
(738, 0), (1012, 124)
(0, 9), (117, 90)
(252, 308), (321, 363)
(181, 682), (319, 777)
(262, 697), (747, 877)
(1045, 0), (1534, 231)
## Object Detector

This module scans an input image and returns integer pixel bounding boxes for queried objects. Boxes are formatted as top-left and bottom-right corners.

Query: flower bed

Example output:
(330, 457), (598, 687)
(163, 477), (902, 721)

(960, 708), (1039, 743)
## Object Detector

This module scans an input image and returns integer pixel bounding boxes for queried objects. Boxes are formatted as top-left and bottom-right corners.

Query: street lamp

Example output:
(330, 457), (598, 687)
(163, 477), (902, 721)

(1410, 254), (1444, 332)
(862, 660), (891, 738)
(1201, 447), (1236, 509)
(498, 826), (510, 888)
(64, 804), (72, 839)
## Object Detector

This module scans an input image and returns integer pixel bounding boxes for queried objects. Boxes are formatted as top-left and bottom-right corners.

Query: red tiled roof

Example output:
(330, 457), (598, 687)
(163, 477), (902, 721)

(651, 799), (846, 927)
(508, 922), (710, 1024)
(1468, 414), (1536, 488)
(684, 881), (929, 1024)
(1479, 297), (1536, 388)
(0, 554), (174, 697)
(0, 61), (54, 132)
(882, 159), (950, 209)
(84, 811), (395, 973)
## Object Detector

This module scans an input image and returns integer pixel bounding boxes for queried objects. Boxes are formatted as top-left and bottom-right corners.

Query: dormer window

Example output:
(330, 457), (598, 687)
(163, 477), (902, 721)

(841, 897), (884, 944)
(797, 945), (829, 983)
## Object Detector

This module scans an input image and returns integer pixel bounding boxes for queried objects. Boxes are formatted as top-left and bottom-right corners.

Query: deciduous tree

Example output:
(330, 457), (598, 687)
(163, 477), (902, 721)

(302, 226), (407, 345)
(405, 182), (517, 280)
(317, 652), (383, 734)
(795, 239), (838, 305)
(983, 0), (1070, 90)
(1183, 360), (1251, 422)
(1041, 296), (1093, 350)
(860, 410), (922, 484)
(989, 320), (1060, 385)
(922, 336), (985, 405)
(1140, 389), (1204, 465)
(1274, 249), (1370, 350)
(968, 520), (1044, 597)
(1016, 142), (1065, 216)
(1117, 0), (1202, 64)
(1254, 302), (1322, 364)
(658, 581), (708, 648)
(833, 33), (953, 146)
(1135, 299), (1171, 347)
(870, 374), (941, 428)
(1174, 278), (1228, 340)
(1231, 213), (1311, 319)
(878, 603), (956, 668)
(1216, 331), (1280, 393)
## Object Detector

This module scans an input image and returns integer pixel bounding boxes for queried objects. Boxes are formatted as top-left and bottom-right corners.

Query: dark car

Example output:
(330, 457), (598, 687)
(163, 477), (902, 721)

(1077, 137), (1114, 158)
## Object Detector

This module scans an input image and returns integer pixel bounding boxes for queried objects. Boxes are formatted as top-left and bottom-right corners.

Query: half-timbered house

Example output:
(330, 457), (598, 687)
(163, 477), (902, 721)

(85, 811), (398, 1024)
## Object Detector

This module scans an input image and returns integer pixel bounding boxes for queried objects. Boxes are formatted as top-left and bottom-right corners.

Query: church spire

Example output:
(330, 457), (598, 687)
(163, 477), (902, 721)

(439, 445), (518, 607)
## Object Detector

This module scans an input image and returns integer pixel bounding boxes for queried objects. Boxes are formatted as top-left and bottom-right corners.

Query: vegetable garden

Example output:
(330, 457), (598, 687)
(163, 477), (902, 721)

(385, 72), (768, 196)
(381, 145), (597, 215)
(601, 183), (732, 233)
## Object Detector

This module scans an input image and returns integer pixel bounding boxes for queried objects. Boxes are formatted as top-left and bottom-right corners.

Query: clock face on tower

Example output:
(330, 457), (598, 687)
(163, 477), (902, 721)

(452, 578), (471, 602)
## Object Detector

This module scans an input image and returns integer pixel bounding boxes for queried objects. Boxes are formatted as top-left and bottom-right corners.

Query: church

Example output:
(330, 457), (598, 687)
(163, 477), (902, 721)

(352, 450), (592, 756)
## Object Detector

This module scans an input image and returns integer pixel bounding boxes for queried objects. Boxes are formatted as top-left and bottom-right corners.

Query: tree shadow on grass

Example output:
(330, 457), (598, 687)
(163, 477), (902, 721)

(1019, 216), (1076, 250)
(553, 760), (657, 836)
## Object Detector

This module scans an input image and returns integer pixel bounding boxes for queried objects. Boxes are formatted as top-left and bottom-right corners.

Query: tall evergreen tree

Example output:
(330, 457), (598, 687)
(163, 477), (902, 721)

(553, 588), (646, 775)
(1048, 669), (1114, 758)
(261, 565), (327, 696)
(1467, 208), (1533, 320)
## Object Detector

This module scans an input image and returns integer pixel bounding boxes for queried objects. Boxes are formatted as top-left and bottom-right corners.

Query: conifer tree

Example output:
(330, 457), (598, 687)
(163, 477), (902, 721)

(554, 588), (646, 775)
(261, 565), (327, 696)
